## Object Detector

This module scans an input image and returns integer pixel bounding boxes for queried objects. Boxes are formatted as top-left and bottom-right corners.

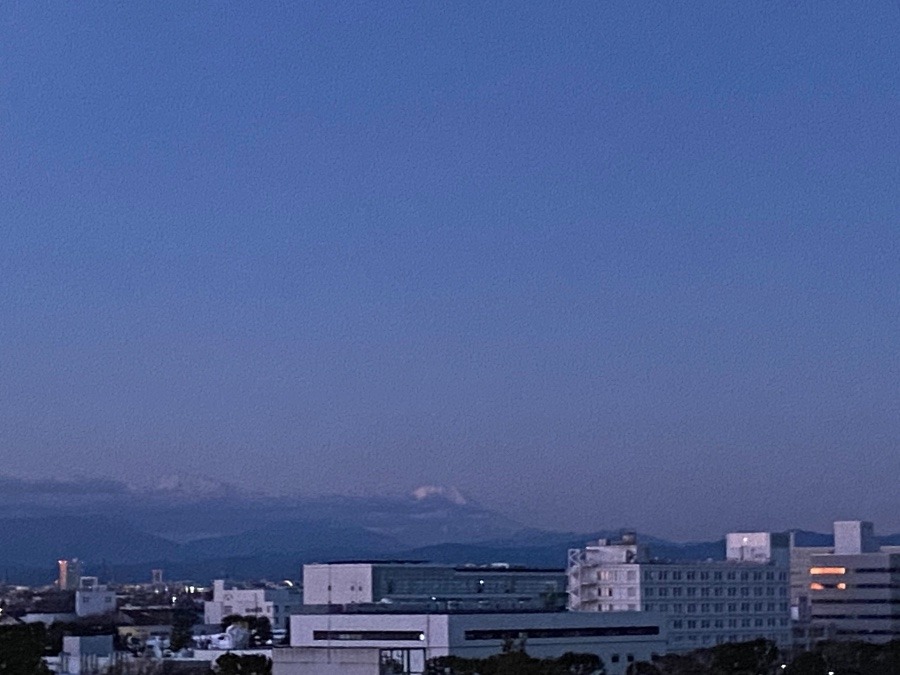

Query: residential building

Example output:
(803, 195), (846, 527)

(567, 531), (792, 650)
(274, 608), (667, 675)
(204, 580), (300, 631)
(75, 578), (117, 617)
(302, 561), (565, 610)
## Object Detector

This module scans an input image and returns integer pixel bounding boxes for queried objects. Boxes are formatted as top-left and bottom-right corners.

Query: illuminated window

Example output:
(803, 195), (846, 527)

(809, 567), (846, 575)
(837, 583), (847, 590)
(809, 583), (824, 591)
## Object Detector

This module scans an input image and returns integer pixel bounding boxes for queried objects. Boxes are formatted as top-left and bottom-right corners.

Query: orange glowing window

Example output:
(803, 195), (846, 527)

(809, 567), (846, 575)
(837, 583), (847, 590)
(809, 582), (825, 590)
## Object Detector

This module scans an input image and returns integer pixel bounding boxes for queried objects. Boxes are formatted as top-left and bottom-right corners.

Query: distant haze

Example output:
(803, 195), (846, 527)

(1, 2), (898, 540)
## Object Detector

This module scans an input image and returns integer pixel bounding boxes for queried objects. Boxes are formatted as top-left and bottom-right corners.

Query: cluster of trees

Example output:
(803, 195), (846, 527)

(0, 624), (51, 674)
(623, 638), (900, 675)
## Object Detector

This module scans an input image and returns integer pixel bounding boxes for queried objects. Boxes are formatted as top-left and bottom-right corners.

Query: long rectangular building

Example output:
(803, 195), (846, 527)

(275, 609), (667, 675)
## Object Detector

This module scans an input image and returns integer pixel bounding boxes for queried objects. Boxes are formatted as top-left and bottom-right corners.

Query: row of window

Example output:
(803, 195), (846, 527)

(670, 632), (788, 645)
(671, 617), (789, 630)
(645, 602), (789, 614)
(644, 586), (785, 598)
(644, 570), (786, 582)
(815, 614), (899, 620)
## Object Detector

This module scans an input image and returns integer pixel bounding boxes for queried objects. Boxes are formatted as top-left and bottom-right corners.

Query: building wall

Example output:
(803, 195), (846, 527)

(808, 552), (900, 642)
(302, 563), (564, 610)
(303, 564), (375, 605)
(288, 611), (666, 675)
(274, 647), (385, 675)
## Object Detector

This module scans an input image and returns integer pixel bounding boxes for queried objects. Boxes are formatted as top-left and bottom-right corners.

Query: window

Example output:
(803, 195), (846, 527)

(687, 620), (696, 629)
(315, 631), (425, 642)
(672, 588), (683, 597)
(686, 572), (696, 581)
(611, 655), (620, 663)
(713, 572), (722, 581)
(810, 567), (846, 575)
(672, 572), (683, 581)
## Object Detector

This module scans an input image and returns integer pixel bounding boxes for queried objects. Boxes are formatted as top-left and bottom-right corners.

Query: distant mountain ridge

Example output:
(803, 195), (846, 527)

(1, 475), (898, 585)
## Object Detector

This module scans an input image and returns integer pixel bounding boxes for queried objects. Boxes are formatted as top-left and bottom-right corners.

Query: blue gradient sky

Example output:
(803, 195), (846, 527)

(1, 2), (898, 538)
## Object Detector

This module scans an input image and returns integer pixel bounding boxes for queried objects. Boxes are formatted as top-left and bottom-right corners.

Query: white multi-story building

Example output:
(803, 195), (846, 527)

(74, 578), (117, 618)
(204, 580), (301, 631)
(568, 531), (792, 650)
(274, 609), (667, 675)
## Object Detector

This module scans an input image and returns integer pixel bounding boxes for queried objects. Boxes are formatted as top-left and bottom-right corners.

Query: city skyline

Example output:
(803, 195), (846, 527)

(2, 2), (898, 538)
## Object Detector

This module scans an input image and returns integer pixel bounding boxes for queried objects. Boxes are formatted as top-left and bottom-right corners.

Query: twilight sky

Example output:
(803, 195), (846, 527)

(1, 2), (898, 539)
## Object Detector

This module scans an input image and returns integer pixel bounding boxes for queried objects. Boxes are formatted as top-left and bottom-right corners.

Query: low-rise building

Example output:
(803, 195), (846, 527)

(274, 609), (666, 675)
(204, 580), (300, 631)
(75, 578), (117, 617)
